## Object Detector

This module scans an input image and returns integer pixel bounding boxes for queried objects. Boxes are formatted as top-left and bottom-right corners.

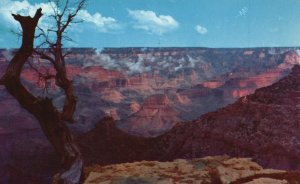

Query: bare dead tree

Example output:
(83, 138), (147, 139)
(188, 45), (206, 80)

(0, 6), (84, 184)
(34, 0), (87, 122)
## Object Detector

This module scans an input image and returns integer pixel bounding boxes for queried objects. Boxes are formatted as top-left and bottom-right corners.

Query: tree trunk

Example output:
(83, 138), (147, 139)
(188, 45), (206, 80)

(0, 8), (83, 184)
(55, 69), (77, 123)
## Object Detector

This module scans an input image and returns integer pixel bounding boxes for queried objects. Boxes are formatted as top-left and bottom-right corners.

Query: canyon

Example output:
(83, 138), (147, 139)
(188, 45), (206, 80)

(77, 64), (300, 172)
(0, 47), (298, 137)
(0, 47), (300, 183)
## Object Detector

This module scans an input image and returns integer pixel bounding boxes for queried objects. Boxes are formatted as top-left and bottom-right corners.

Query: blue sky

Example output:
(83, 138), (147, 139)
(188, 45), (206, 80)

(0, 0), (300, 48)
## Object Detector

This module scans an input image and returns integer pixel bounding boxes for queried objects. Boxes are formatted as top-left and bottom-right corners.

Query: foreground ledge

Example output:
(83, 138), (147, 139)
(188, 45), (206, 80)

(79, 156), (300, 184)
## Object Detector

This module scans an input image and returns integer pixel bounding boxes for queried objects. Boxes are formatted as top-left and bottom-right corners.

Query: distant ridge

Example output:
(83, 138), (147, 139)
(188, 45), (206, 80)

(1, 46), (300, 50)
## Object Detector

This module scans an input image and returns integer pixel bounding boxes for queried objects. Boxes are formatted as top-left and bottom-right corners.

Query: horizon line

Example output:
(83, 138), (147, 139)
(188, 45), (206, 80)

(1, 46), (300, 50)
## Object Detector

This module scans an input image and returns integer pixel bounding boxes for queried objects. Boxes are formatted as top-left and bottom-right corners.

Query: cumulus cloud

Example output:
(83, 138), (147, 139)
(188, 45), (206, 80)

(78, 10), (121, 32)
(238, 6), (248, 17)
(0, 0), (120, 32)
(128, 9), (179, 35)
(195, 25), (208, 34)
(0, 0), (54, 28)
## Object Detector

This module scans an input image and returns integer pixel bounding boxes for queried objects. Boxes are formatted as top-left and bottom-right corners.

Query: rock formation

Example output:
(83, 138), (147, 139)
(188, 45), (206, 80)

(81, 156), (300, 184)
(117, 94), (182, 137)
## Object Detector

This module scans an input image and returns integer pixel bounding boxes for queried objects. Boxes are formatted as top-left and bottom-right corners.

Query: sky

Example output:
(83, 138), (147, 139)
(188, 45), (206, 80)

(0, 0), (300, 48)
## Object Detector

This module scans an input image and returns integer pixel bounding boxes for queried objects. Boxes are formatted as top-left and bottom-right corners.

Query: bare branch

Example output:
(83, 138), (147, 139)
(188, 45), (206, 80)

(70, 19), (84, 24)
(34, 49), (56, 66)
(28, 59), (55, 80)
(62, 34), (74, 42)
(36, 41), (48, 49)
(61, 0), (70, 18)
(60, 0), (87, 34)
(10, 29), (22, 38)
(33, 8), (43, 21)
(47, 28), (57, 33)
(28, 58), (55, 95)
(11, 14), (22, 21)
(63, 51), (72, 58)
(35, 32), (44, 39)
(48, 0), (59, 22)
(36, 26), (57, 51)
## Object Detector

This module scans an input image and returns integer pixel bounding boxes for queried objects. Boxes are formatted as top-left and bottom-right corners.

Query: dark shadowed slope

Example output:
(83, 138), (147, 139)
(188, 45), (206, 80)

(77, 117), (162, 165)
(158, 64), (300, 170)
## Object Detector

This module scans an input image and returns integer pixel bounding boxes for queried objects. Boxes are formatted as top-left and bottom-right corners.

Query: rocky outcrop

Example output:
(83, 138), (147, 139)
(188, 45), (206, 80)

(82, 156), (300, 184)
(117, 94), (182, 137)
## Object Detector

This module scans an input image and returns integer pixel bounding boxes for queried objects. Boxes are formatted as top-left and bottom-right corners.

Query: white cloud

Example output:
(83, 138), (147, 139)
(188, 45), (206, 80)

(83, 54), (120, 69)
(128, 9), (179, 35)
(0, 0), (120, 33)
(125, 60), (152, 74)
(238, 7), (248, 17)
(195, 25), (208, 34)
(78, 10), (121, 32)
(83, 53), (152, 75)
(0, 0), (54, 28)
